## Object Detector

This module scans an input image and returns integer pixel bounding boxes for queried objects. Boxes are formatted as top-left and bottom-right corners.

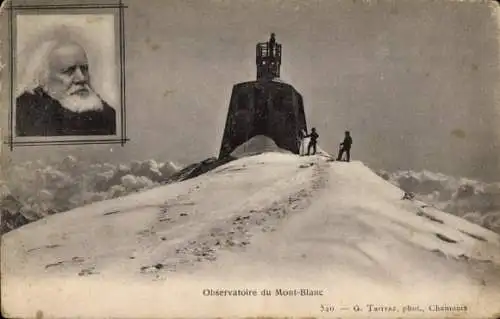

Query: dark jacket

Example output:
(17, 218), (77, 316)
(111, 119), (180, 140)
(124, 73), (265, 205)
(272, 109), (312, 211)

(342, 136), (353, 149)
(306, 131), (319, 143)
(16, 87), (116, 137)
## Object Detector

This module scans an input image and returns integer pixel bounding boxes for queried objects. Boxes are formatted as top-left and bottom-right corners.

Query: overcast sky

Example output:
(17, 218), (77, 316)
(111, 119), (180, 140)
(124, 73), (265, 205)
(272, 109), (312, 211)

(2, 0), (500, 181)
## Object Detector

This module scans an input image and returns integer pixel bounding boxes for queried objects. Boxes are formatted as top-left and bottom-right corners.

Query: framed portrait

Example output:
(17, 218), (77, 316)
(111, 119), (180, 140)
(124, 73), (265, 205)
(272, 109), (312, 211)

(7, 1), (127, 147)
(1, 0), (500, 318)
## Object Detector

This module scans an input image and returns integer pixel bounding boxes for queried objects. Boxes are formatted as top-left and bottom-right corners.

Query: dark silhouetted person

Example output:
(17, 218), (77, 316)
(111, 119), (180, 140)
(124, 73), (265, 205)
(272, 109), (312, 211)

(337, 131), (353, 162)
(305, 127), (319, 156)
(269, 33), (276, 58)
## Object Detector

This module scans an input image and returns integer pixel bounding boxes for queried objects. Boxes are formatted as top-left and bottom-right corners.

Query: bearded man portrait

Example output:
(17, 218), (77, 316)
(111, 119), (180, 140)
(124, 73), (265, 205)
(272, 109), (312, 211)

(15, 25), (117, 137)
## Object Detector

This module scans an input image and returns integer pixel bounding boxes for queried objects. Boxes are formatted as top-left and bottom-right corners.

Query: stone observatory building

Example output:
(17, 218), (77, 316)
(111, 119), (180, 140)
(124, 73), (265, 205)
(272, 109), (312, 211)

(218, 33), (308, 159)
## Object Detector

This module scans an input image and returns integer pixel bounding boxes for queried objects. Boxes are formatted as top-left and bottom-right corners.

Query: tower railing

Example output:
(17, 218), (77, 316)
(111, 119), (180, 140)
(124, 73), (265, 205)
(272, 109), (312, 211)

(256, 42), (281, 80)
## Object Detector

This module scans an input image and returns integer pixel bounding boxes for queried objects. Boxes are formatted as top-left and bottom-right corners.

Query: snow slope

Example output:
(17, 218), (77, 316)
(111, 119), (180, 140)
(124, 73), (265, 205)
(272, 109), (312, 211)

(0, 157), (180, 234)
(2, 153), (500, 318)
(378, 169), (500, 234)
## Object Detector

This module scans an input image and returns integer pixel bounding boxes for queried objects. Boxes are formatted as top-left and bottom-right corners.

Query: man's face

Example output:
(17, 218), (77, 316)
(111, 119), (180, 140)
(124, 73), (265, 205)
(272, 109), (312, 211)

(47, 43), (90, 99)
(44, 42), (103, 113)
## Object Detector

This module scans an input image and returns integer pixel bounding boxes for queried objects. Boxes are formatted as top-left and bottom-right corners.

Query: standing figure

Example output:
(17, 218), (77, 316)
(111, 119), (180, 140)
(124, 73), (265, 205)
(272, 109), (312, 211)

(298, 129), (307, 155)
(269, 33), (276, 58)
(305, 127), (319, 155)
(337, 131), (353, 162)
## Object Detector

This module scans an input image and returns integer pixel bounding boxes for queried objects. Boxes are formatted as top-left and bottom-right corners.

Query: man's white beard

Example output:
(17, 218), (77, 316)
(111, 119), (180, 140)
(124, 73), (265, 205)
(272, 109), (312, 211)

(48, 85), (104, 113)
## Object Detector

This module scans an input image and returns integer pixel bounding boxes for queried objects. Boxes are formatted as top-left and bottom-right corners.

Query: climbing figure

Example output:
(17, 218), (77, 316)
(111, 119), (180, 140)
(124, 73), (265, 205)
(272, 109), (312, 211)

(337, 131), (353, 162)
(305, 127), (319, 155)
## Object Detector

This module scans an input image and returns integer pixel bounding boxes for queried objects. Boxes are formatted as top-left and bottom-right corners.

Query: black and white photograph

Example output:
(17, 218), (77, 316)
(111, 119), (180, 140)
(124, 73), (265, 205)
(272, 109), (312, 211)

(1, 0), (500, 318)
(11, 8), (122, 142)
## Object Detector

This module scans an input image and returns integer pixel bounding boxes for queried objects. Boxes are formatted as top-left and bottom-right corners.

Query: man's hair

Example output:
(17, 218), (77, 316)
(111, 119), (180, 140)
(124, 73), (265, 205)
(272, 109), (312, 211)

(17, 40), (65, 96)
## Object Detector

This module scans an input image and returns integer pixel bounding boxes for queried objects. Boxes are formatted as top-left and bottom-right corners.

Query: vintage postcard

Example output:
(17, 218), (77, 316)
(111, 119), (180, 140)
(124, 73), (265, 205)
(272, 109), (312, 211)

(1, 0), (500, 318)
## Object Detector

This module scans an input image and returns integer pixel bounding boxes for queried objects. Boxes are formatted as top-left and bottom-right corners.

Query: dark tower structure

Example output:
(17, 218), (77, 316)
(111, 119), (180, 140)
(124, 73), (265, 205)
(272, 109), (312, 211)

(218, 33), (307, 159)
(256, 32), (281, 80)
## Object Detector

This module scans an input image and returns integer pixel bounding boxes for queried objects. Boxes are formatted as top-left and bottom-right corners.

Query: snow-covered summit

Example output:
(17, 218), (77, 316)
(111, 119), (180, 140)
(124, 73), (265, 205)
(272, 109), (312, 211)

(2, 153), (500, 318)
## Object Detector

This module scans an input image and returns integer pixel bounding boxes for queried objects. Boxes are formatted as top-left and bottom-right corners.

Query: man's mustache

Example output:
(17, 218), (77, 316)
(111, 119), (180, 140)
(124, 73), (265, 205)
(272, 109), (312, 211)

(67, 83), (91, 95)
